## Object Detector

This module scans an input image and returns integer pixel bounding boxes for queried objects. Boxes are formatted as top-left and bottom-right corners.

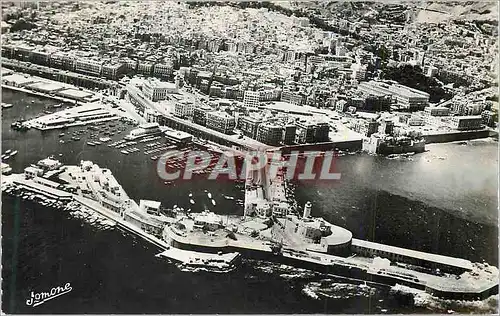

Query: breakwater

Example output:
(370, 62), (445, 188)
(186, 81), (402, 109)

(165, 227), (498, 301)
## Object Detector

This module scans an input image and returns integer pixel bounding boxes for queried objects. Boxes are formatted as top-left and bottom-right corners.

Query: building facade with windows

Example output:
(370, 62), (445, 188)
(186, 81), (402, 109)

(206, 111), (236, 134)
(243, 90), (260, 108)
(142, 79), (178, 101)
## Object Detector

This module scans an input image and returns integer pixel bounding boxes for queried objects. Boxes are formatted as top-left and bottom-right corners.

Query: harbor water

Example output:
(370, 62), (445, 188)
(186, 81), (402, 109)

(2, 90), (498, 314)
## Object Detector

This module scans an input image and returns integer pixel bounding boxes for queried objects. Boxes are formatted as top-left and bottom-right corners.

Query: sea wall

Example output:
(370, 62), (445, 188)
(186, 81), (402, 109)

(277, 139), (363, 154)
(423, 130), (498, 144)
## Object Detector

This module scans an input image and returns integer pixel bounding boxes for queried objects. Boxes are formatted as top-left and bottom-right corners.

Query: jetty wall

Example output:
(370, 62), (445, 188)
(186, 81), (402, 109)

(423, 130), (497, 144)
(276, 139), (363, 154)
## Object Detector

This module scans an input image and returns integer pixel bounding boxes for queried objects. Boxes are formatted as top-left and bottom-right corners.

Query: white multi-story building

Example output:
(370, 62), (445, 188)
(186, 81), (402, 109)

(102, 61), (126, 80)
(424, 106), (450, 117)
(137, 61), (154, 75)
(450, 116), (483, 130)
(243, 90), (261, 108)
(174, 100), (195, 118)
(206, 111), (236, 134)
(75, 57), (102, 77)
(50, 51), (76, 71)
(358, 81), (429, 110)
(142, 79), (177, 102)
(258, 86), (282, 102)
(351, 63), (367, 81)
(153, 62), (174, 77)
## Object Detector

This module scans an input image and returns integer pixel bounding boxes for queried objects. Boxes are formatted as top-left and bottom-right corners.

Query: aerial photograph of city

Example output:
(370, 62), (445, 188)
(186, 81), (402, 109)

(0, 0), (498, 314)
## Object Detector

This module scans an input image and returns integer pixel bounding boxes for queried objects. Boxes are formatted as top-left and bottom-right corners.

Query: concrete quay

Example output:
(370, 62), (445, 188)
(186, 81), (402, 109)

(423, 129), (498, 144)
(164, 226), (498, 300)
(25, 104), (120, 131)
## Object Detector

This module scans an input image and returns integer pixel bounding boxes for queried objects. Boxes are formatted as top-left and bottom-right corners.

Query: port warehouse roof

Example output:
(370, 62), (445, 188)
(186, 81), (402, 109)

(164, 129), (193, 141)
(27, 82), (65, 93)
(32, 106), (115, 126)
(2, 73), (37, 85)
(57, 89), (93, 99)
(352, 239), (473, 271)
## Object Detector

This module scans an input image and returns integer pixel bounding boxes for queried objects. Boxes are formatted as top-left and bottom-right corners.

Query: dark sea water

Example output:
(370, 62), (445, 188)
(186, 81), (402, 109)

(2, 89), (498, 314)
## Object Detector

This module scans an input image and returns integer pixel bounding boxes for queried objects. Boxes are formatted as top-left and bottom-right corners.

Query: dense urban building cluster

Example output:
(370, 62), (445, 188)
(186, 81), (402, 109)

(1, 0), (498, 150)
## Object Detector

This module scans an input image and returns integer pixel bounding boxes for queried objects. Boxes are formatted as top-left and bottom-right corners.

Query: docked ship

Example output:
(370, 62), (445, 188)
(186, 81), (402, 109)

(124, 123), (162, 140)
(11, 120), (29, 131)
(1, 162), (12, 175)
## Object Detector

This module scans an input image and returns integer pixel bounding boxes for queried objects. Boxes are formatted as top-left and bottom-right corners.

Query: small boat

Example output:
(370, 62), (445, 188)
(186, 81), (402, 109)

(189, 193), (193, 197)
(59, 140), (65, 144)
(207, 192), (212, 199)
(93, 141), (102, 145)
(71, 136), (80, 141)
(2, 103), (13, 109)
(53, 103), (62, 108)
(31, 100), (35, 104)
(211, 199), (216, 206)
(1, 163), (12, 175)
(5, 150), (12, 155)
(10, 150), (18, 157)
(44, 110), (52, 114)
(59, 133), (65, 137)
(120, 150), (129, 155)
(87, 142), (96, 146)
(224, 195), (234, 200)
(190, 199), (195, 205)
(150, 156), (158, 161)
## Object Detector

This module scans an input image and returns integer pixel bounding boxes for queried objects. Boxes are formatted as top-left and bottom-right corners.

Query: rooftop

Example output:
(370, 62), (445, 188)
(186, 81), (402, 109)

(58, 89), (93, 99)
(352, 238), (473, 271)
(140, 199), (161, 210)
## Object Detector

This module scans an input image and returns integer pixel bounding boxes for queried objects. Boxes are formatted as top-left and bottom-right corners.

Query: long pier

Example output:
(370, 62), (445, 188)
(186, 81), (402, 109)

(3, 163), (498, 301)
